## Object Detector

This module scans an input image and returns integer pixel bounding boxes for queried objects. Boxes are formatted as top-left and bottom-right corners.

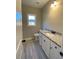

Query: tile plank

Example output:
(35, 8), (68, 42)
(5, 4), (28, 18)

(22, 40), (48, 59)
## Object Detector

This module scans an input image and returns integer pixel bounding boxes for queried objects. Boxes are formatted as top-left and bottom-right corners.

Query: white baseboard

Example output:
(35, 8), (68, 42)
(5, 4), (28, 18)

(16, 39), (22, 54)
(16, 40), (23, 59)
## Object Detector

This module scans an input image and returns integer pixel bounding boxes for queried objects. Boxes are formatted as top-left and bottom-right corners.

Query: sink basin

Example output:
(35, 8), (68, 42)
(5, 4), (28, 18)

(45, 32), (55, 37)
(45, 32), (50, 35)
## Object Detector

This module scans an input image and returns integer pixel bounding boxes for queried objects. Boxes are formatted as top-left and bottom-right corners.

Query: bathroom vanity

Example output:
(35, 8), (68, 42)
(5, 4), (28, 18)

(38, 30), (63, 59)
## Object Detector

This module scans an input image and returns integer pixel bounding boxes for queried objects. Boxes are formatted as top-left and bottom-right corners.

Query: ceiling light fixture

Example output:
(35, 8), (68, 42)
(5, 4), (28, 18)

(50, 0), (58, 8)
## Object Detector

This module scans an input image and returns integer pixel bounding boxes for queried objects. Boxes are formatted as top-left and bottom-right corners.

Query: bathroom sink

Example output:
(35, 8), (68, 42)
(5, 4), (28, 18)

(40, 30), (55, 37)
(45, 32), (55, 37)
(45, 32), (50, 35)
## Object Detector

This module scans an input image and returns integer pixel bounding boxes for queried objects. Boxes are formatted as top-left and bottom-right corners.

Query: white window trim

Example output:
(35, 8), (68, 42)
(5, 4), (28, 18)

(27, 14), (36, 26)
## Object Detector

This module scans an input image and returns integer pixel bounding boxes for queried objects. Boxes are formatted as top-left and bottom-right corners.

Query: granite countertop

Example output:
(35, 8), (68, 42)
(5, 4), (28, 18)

(40, 30), (63, 47)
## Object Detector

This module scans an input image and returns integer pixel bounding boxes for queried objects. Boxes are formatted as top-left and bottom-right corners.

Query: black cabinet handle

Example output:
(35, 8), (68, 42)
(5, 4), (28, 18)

(60, 52), (63, 57)
(55, 46), (57, 49)
(44, 40), (45, 42)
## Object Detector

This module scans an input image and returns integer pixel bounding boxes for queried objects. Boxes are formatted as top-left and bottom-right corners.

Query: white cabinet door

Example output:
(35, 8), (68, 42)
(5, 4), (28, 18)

(41, 35), (45, 52)
(49, 41), (56, 59)
(44, 37), (51, 58)
(49, 41), (63, 59)
(39, 33), (42, 46)
(42, 35), (51, 58)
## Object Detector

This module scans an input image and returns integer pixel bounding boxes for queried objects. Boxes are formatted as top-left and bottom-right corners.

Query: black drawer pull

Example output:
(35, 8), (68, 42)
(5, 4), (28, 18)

(60, 52), (63, 57)
(55, 46), (57, 49)
(44, 40), (45, 42)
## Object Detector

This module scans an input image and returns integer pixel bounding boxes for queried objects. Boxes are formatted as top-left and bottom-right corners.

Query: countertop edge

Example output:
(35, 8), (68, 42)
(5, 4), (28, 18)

(40, 31), (61, 48)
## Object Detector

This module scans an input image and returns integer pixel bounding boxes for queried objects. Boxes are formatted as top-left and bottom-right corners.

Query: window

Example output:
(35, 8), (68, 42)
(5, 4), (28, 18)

(28, 14), (36, 26)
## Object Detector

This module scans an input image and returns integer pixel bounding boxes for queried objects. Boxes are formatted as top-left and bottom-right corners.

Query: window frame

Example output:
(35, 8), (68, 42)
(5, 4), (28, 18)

(27, 14), (36, 26)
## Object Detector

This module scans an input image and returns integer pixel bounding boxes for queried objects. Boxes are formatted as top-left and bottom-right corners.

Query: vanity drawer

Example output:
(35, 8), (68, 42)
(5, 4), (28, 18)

(50, 41), (62, 52)
(50, 41), (63, 59)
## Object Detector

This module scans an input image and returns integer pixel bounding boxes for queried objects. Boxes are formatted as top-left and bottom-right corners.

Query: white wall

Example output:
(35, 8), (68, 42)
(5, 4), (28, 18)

(16, 0), (25, 59)
(42, 0), (63, 33)
(22, 5), (42, 39)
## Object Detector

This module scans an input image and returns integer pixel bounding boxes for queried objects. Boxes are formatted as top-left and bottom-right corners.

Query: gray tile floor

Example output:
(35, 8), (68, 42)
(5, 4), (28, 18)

(22, 40), (48, 59)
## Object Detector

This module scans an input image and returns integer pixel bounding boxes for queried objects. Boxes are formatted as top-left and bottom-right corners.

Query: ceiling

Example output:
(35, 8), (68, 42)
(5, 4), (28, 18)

(22, 0), (49, 8)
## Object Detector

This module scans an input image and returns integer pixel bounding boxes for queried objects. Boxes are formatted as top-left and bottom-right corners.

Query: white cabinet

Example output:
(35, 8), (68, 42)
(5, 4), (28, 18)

(49, 41), (63, 59)
(42, 35), (51, 58)
(39, 32), (63, 59)
(39, 33), (43, 46)
(41, 35), (45, 51)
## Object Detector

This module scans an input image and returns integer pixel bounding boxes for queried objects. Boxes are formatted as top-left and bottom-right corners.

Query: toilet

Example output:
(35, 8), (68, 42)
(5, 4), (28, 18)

(34, 33), (39, 41)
